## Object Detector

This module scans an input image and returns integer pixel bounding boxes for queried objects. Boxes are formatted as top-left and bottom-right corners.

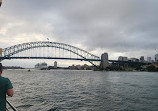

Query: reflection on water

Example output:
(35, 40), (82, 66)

(4, 70), (158, 111)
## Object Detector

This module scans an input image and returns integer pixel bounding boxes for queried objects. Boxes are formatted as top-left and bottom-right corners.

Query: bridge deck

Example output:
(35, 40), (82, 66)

(0, 57), (101, 61)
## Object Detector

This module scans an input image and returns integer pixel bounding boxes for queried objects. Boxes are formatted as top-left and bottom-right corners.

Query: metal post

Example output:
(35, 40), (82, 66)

(6, 100), (18, 111)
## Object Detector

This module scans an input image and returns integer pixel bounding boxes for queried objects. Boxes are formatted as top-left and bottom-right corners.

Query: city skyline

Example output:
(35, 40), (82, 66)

(1, 0), (158, 67)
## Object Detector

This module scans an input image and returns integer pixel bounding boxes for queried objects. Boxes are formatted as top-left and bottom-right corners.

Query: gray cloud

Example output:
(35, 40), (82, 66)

(1, 0), (158, 63)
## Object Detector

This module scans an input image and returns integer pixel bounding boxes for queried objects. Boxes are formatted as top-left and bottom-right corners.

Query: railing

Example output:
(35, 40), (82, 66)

(6, 100), (18, 111)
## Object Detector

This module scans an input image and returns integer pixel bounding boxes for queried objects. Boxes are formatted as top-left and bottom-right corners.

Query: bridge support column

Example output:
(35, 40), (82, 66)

(100, 53), (109, 70)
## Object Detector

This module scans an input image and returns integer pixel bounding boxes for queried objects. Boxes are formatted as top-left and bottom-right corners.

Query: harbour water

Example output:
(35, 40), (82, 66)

(4, 70), (158, 111)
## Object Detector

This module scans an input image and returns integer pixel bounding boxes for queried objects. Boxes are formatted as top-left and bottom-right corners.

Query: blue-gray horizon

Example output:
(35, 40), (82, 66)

(0, 0), (158, 67)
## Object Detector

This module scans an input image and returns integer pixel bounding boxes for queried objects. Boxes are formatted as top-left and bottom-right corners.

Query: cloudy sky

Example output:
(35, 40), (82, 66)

(1, 0), (158, 67)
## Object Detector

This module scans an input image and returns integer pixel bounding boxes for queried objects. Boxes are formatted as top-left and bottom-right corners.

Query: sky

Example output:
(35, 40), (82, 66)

(0, 0), (158, 67)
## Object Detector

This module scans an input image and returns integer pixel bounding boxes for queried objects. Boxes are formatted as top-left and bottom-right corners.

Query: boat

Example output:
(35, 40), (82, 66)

(35, 62), (48, 70)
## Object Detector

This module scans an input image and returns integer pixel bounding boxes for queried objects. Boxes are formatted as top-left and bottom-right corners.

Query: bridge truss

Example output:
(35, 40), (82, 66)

(0, 41), (101, 66)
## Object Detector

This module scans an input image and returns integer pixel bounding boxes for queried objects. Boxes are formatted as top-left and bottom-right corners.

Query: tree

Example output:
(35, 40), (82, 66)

(147, 66), (158, 72)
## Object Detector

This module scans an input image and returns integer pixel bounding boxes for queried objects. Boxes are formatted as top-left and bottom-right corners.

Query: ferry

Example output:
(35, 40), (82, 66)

(35, 62), (48, 70)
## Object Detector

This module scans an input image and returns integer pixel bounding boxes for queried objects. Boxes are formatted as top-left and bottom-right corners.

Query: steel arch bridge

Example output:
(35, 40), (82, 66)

(0, 41), (101, 66)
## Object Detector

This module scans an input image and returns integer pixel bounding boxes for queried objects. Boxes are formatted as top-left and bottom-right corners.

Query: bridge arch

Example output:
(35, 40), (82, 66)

(1, 41), (100, 66)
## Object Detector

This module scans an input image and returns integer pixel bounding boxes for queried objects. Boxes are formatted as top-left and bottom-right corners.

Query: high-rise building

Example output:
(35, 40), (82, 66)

(140, 56), (144, 62)
(155, 54), (158, 62)
(54, 61), (57, 69)
(123, 57), (128, 61)
(147, 57), (152, 63)
(118, 56), (123, 61)
(118, 56), (128, 61)
(100, 53), (109, 70)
